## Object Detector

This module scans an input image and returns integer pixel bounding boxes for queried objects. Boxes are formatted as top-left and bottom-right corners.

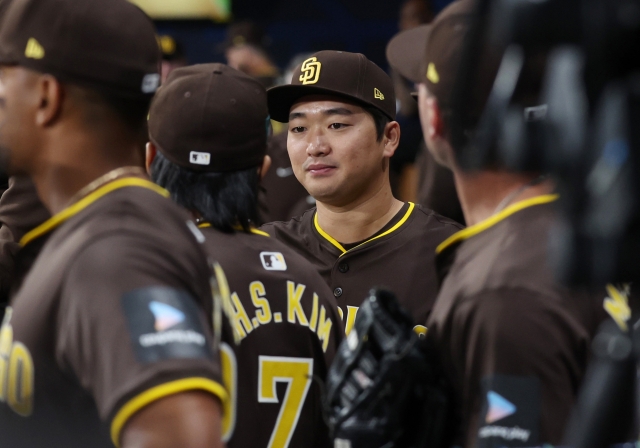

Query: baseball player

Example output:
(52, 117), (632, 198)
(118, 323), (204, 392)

(0, 0), (226, 447)
(262, 50), (463, 334)
(387, 0), (619, 446)
(146, 63), (343, 448)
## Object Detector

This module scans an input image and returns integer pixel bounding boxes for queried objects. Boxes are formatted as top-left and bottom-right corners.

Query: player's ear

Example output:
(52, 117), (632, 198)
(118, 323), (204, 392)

(145, 141), (157, 175)
(426, 95), (445, 140)
(382, 121), (400, 158)
(259, 154), (272, 181)
(34, 73), (64, 127)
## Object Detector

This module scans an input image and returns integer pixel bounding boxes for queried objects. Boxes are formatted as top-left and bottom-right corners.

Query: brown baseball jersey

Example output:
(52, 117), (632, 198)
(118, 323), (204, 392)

(0, 176), (50, 307)
(427, 195), (614, 448)
(262, 202), (462, 334)
(0, 178), (225, 448)
(198, 224), (343, 448)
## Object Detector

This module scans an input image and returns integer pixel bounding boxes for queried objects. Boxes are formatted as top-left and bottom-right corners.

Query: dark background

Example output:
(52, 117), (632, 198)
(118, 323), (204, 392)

(156, 0), (454, 72)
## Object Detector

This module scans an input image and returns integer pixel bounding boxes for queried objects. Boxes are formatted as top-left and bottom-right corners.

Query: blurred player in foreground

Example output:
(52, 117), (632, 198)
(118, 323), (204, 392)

(0, 0), (225, 446)
(263, 50), (462, 334)
(388, 0), (618, 445)
(147, 63), (343, 448)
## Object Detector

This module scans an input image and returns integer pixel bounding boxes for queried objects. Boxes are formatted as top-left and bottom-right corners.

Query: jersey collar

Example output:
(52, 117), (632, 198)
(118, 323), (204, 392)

(20, 178), (169, 247)
(197, 222), (270, 237)
(436, 194), (559, 254)
(314, 202), (415, 257)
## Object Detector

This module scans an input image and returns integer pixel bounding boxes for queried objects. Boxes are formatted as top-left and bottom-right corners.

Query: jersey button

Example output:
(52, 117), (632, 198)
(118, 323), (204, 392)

(338, 263), (349, 273)
(334, 287), (343, 298)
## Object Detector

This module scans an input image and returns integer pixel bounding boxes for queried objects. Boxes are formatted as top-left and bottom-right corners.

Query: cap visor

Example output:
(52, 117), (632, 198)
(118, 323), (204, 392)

(386, 24), (431, 85)
(268, 84), (391, 123)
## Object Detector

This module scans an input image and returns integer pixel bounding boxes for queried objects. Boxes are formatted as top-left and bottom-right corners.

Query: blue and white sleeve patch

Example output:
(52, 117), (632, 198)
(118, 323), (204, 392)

(477, 374), (541, 447)
(121, 286), (213, 364)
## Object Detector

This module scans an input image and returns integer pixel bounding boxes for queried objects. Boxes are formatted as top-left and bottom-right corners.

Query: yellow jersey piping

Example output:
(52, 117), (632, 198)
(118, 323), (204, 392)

(250, 228), (271, 237)
(436, 194), (559, 254)
(20, 178), (169, 247)
(110, 377), (228, 447)
(313, 202), (416, 257)
(313, 213), (346, 253)
(197, 222), (270, 237)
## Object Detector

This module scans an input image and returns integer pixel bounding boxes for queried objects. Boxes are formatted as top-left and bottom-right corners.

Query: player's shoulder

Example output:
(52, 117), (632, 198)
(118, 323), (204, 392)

(411, 203), (464, 231)
(205, 226), (327, 286)
(57, 187), (206, 275)
(260, 207), (315, 239)
(89, 186), (198, 242)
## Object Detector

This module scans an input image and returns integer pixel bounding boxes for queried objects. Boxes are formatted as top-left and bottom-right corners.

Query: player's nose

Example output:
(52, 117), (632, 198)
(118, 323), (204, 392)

(305, 127), (331, 157)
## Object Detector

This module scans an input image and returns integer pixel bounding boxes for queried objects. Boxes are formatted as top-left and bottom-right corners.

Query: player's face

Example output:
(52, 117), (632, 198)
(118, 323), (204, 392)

(287, 96), (390, 206)
(0, 66), (40, 174)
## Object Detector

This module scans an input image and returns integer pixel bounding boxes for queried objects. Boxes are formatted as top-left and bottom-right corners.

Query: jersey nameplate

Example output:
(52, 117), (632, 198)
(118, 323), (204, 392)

(220, 280), (333, 352)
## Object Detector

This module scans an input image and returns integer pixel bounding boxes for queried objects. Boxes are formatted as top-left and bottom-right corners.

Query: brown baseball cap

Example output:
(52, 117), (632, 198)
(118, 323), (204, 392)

(148, 63), (269, 172)
(386, 24), (432, 86)
(0, 0), (161, 99)
(386, 0), (479, 107)
(267, 50), (396, 123)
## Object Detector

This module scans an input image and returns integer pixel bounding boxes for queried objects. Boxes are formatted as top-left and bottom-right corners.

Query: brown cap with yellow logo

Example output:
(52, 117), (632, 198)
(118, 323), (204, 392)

(0, 0), (160, 99)
(386, 0), (476, 107)
(267, 50), (396, 123)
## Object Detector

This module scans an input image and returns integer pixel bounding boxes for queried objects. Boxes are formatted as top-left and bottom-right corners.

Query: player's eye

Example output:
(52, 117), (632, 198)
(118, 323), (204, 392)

(329, 123), (348, 130)
(290, 126), (305, 133)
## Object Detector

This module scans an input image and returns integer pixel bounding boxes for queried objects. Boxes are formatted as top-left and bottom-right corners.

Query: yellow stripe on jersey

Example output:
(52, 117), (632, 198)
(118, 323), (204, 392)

(436, 194), (559, 254)
(198, 222), (270, 237)
(110, 377), (228, 447)
(20, 178), (169, 247)
(313, 202), (416, 256)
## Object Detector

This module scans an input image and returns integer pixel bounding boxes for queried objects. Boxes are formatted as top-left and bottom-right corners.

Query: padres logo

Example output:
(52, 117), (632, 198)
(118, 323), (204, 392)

(299, 57), (322, 85)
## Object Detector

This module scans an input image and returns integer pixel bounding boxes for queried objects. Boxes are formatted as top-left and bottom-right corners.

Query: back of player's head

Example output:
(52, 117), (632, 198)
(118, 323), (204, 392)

(0, 0), (160, 136)
(148, 63), (270, 232)
(150, 152), (261, 233)
(388, 0), (497, 132)
(388, 0), (545, 150)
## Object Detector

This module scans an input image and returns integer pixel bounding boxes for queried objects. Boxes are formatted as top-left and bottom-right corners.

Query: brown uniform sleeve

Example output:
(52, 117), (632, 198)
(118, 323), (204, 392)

(441, 287), (591, 448)
(0, 176), (50, 304)
(56, 233), (225, 446)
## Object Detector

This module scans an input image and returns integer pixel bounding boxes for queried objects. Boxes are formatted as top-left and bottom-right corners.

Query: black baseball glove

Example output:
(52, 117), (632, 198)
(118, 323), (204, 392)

(324, 288), (454, 448)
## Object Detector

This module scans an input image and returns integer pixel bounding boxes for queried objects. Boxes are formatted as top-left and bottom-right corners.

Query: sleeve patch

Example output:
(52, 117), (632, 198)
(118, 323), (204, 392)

(477, 374), (540, 447)
(121, 286), (212, 364)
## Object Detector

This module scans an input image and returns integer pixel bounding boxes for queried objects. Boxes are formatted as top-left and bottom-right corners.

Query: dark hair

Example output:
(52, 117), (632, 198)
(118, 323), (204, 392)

(363, 105), (390, 142)
(150, 151), (260, 232)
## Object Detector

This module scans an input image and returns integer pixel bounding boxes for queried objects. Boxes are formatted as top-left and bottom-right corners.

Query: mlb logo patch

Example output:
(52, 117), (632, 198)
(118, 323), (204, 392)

(260, 252), (287, 271)
(141, 73), (160, 93)
(190, 151), (211, 166)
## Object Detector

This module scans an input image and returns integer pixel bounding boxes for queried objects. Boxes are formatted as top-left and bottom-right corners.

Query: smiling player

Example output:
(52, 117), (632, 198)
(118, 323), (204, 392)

(262, 50), (462, 334)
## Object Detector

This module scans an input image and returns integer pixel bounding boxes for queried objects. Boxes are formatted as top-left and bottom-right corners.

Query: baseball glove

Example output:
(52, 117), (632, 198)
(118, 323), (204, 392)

(324, 288), (454, 448)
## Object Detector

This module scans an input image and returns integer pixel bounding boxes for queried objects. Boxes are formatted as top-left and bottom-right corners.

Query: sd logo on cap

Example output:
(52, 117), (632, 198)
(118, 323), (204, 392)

(268, 50), (396, 123)
(299, 57), (322, 85)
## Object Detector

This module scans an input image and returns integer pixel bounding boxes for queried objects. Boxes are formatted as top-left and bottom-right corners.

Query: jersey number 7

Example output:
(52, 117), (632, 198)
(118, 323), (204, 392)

(221, 344), (314, 448)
